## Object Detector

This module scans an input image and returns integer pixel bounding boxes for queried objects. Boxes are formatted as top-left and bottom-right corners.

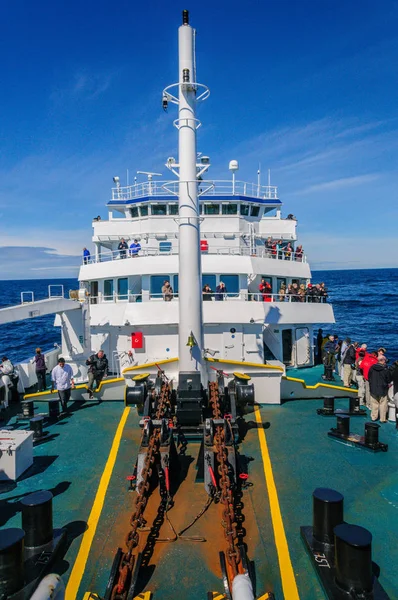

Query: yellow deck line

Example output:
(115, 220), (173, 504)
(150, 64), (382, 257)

(282, 375), (354, 393)
(206, 357), (284, 371)
(122, 357), (178, 374)
(254, 405), (300, 599)
(24, 377), (125, 400)
(65, 407), (130, 600)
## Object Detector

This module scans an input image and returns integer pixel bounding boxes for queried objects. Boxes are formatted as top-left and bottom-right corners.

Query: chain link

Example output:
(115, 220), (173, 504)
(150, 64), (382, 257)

(111, 379), (171, 600)
(209, 381), (242, 577)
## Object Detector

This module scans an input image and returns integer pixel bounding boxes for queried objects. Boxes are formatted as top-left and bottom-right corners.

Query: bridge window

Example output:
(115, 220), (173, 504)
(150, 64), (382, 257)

(150, 275), (169, 299)
(220, 274), (239, 297)
(202, 274), (216, 291)
(204, 203), (220, 215)
(169, 204), (179, 215)
(104, 279), (114, 301)
(140, 205), (148, 217)
(222, 204), (238, 215)
(240, 204), (249, 216)
(250, 206), (260, 217)
(151, 204), (167, 216)
(130, 206), (139, 218)
(117, 278), (128, 301)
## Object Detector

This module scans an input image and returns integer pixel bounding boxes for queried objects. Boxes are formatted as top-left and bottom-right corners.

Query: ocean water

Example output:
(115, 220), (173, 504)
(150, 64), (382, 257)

(0, 269), (397, 363)
(0, 279), (78, 362)
(312, 268), (398, 360)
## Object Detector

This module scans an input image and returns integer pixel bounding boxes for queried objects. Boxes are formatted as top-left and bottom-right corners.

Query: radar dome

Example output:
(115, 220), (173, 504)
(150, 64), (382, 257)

(229, 160), (239, 172)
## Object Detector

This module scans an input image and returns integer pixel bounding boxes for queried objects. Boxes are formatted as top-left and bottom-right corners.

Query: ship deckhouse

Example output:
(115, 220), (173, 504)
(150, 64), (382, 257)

(78, 173), (334, 372)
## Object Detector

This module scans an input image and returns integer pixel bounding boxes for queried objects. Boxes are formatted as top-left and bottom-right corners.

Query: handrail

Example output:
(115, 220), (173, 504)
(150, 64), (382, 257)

(82, 246), (307, 265)
(110, 179), (279, 201)
(88, 291), (327, 305)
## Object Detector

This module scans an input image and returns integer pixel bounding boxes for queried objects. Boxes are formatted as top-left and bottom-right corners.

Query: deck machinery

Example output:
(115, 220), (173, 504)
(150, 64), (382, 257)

(107, 369), (263, 600)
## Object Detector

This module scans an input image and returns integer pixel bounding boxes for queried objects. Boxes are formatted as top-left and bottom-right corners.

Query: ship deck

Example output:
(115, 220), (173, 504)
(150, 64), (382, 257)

(1, 397), (397, 600)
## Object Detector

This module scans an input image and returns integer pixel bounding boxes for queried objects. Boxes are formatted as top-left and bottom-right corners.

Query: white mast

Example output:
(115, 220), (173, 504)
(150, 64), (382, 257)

(177, 10), (204, 378)
(162, 10), (209, 381)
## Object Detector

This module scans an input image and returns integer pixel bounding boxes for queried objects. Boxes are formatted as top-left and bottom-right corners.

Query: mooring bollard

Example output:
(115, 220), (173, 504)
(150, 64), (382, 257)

(21, 490), (54, 548)
(30, 416), (44, 440)
(312, 488), (344, 545)
(0, 528), (25, 597)
(336, 415), (350, 436)
(334, 523), (373, 595)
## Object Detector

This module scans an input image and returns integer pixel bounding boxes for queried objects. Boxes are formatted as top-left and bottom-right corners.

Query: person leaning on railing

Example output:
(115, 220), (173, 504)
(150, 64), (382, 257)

(118, 238), (128, 259)
(294, 245), (303, 261)
(83, 247), (90, 264)
(215, 282), (227, 301)
(202, 284), (213, 301)
(162, 281), (174, 301)
(129, 239), (141, 257)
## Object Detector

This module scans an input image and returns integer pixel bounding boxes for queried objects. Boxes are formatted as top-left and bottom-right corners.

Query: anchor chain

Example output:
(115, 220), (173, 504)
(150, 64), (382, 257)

(111, 378), (172, 600)
(209, 380), (242, 578)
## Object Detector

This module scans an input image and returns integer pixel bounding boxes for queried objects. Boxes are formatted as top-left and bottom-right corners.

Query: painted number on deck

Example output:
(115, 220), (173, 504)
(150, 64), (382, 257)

(314, 552), (331, 568)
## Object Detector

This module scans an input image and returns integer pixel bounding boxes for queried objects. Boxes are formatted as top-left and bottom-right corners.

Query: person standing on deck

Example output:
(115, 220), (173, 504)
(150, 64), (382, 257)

(361, 351), (378, 408)
(342, 340), (356, 387)
(162, 281), (174, 301)
(316, 329), (323, 365)
(215, 281), (227, 301)
(355, 350), (366, 405)
(118, 238), (128, 259)
(51, 358), (74, 412)
(322, 335), (336, 381)
(368, 356), (391, 422)
(83, 247), (91, 264)
(32, 348), (47, 392)
(86, 350), (108, 400)
(129, 239), (141, 257)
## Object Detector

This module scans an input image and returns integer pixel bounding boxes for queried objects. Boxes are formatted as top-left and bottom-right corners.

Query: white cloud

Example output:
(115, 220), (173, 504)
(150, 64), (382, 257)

(297, 174), (379, 195)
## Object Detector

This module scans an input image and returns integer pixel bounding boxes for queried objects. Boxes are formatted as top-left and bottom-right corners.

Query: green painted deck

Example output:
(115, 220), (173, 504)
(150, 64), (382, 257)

(286, 364), (344, 387)
(1, 397), (397, 599)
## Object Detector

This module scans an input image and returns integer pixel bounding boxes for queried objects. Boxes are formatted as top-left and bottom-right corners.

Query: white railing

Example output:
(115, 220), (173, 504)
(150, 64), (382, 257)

(82, 246), (307, 265)
(89, 291), (327, 305)
(111, 180), (279, 201)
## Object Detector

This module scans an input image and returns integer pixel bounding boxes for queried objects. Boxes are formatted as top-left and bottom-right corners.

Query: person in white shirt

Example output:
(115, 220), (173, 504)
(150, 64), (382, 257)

(51, 357), (75, 412)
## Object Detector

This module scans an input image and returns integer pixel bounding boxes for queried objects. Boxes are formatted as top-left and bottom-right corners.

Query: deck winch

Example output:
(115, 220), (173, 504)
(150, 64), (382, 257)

(106, 367), (268, 600)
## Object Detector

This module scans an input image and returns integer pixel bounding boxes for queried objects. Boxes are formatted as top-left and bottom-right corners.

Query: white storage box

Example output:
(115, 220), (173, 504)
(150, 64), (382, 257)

(0, 429), (34, 480)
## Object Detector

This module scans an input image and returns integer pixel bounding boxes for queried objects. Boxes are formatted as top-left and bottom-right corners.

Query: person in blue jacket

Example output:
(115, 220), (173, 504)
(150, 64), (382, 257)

(129, 239), (141, 257)
(83, 247), (91, 264)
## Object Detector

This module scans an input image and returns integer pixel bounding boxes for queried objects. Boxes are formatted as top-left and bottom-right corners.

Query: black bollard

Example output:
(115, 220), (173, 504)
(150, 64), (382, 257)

(21, 490), (53, 548)
(30, 416), (44, 439)
(313, 488), (344, 545)
(0, 528), (25, 597)
(323, 396), (335, 413)
(48, 399), (60, 419)
(365, 422), (379, 446)
(334, 523), (373, 594)
(21, 400), (34, 418)
(336, 415), (350, 436)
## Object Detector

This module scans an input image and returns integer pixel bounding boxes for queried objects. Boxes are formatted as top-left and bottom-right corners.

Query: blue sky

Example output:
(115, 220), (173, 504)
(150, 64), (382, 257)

(0, 0), (397, 278)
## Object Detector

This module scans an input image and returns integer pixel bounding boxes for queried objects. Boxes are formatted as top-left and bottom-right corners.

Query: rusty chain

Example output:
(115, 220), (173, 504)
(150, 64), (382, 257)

(111, 379), (171, 600)
(209, 380), (242, 578)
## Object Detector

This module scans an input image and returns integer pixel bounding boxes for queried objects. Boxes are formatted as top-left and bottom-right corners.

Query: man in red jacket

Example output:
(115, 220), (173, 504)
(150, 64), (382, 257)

(361, 351), (378, 409)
